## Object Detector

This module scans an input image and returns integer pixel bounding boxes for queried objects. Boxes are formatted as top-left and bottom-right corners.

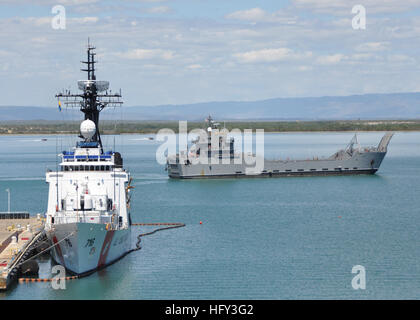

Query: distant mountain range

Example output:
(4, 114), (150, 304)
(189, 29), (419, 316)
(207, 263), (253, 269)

(1, 92), (420, 121)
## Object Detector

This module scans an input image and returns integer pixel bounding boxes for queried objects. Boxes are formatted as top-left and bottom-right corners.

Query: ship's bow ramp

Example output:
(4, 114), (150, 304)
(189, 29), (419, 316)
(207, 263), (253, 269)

(377, 132), (394, 152)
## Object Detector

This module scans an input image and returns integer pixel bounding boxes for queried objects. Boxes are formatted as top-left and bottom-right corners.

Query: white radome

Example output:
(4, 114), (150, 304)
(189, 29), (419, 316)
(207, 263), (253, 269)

(80, 119), (96, 141)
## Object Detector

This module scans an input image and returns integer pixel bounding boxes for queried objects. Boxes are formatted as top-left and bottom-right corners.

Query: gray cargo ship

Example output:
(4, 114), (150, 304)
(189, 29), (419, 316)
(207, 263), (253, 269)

(166, 116), (393, 179)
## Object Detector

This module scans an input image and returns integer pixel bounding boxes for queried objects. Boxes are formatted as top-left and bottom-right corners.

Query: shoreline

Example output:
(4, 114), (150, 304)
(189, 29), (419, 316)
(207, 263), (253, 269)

(2, 119), (420, 135)
(1, 129), (420, 136)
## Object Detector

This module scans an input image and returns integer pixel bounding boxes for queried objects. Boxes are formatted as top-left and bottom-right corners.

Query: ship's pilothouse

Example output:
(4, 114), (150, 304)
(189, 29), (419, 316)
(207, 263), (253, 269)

(185, 115), (237, 163)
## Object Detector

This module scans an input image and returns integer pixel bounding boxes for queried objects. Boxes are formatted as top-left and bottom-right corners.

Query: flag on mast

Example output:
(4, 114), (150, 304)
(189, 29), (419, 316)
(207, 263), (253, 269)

(58, 99), (62, 112)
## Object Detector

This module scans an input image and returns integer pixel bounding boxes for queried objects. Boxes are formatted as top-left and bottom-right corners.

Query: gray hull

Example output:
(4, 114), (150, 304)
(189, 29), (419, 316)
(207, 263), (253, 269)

(166, 120), (393, 179)
(168, 151), (386, 179)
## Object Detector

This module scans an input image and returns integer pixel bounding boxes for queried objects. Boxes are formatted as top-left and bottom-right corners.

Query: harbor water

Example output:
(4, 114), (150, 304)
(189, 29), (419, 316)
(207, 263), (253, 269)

(0, 132), (419, 299)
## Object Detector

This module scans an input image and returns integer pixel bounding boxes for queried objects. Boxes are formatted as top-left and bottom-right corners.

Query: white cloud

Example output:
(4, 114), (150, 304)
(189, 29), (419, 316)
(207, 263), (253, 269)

(225, 7), (296, 24)
(297, 65), (312, 71)
(143, 6), (172, 14)
(71, 16), (99, 24)
(226, 8), (266, 21)
(116, 48), (174, 60)
(316, 54), (346, 65)
(292, 0), (420, 14)
(187, 64), (203, 70)
(1, 1), (420, 106)
(233, 48), (312, 63)
(27, 17), (51, 26)
(0, 50), (13, 57)
(387, 54), (416, 64)
(0, 0), (99, 5)
(31, 37), (49, 44)
(355, 42), (390, 52)
(6, 16), (98, 26)
(350, 53), (374, 61)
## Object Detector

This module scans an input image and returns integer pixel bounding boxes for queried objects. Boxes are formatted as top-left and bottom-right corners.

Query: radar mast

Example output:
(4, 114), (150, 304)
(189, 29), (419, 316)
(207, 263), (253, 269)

(56, 40), (123, 153)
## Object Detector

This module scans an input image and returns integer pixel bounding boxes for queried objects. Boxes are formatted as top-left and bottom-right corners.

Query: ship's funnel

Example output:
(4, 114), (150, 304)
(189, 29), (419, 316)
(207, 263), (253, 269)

(80, 119), (96, 141)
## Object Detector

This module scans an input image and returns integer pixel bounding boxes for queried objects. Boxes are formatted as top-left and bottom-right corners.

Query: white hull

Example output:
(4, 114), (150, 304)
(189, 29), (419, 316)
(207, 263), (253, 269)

(46, 223), (131, 275)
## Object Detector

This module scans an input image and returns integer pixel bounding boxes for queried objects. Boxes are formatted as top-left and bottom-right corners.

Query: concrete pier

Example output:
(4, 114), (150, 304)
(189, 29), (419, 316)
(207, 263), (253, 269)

(0, 215), (44, 290)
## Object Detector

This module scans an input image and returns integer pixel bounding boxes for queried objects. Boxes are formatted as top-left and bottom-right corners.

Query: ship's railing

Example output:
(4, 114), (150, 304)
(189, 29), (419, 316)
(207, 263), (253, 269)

(52, 213), (115, 226)
(61, 150), (114, 162)
(62, 155), (113, 161)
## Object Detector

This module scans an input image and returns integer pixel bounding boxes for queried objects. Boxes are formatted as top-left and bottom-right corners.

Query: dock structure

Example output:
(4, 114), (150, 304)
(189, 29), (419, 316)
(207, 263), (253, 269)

(0, 214), (45, 290)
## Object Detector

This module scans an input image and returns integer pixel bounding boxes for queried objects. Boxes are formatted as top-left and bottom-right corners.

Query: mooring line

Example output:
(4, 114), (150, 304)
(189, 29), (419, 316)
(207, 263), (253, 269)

(18, 222), (186, 284)
(12, 231), (75, 270)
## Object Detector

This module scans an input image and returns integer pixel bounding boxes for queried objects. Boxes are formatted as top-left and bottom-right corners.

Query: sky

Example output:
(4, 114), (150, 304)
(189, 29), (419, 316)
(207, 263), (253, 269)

(1, 0), (420, 107)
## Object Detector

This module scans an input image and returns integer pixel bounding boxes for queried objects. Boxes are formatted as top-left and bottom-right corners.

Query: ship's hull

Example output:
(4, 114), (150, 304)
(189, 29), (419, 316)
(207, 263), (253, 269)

(46, 223), (131, 275)
(168, 151), (386, 179)
(170, 168), (378, 179)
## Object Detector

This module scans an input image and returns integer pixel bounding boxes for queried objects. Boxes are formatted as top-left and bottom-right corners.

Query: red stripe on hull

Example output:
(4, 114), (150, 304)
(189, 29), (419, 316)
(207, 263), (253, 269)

(97, 230), (115, 268)
(52, 235), (66, 268)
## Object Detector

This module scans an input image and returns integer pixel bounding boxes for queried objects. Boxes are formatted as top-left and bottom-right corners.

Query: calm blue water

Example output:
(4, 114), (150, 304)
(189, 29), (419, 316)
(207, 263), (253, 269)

(0, 132), (419, 299)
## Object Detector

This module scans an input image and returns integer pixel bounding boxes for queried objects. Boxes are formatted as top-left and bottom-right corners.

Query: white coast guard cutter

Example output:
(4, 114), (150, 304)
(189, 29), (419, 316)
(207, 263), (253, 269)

(45, 43), (133, 275)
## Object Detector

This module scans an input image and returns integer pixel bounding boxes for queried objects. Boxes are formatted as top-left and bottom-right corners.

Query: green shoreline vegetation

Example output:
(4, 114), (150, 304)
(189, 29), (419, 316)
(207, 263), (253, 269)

(1, 120), (420, 135)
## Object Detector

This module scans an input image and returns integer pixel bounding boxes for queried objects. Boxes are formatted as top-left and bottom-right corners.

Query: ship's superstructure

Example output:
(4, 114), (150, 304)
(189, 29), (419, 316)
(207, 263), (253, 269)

(166, 116), (394, 179)
(44, 43), (132, 274)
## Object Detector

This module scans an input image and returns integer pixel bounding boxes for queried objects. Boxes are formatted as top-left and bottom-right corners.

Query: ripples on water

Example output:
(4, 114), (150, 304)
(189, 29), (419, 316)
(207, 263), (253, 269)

(0, 132), (419, 299)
